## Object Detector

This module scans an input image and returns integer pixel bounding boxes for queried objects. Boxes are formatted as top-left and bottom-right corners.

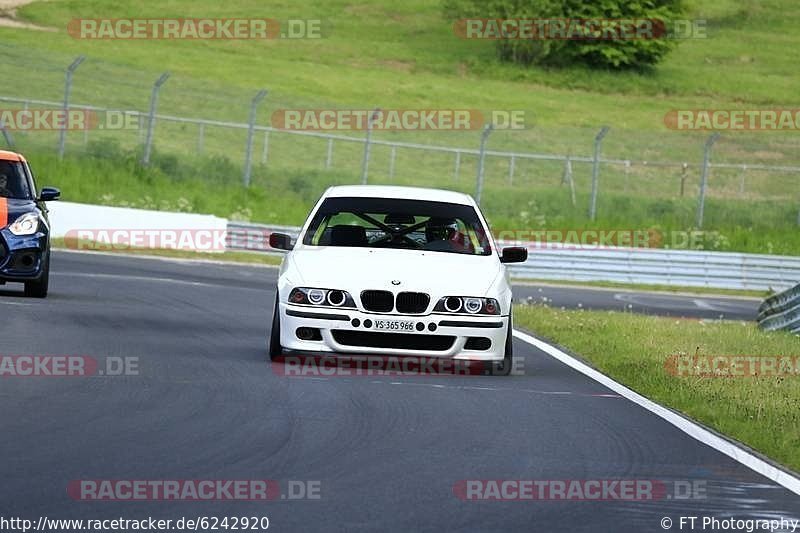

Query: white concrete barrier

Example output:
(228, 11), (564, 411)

(47, 202), (228, 252)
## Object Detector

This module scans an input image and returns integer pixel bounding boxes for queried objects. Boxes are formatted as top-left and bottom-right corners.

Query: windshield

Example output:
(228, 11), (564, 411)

(302, 197), (493, 256)
(0, 160), (32, 199)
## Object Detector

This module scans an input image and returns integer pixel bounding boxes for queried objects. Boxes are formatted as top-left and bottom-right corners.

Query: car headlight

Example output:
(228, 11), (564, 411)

(433, 297), (500, 315)
(8, 212), (40, 236)
(464, 298), (483, 314)
(288, 287), (356, 308)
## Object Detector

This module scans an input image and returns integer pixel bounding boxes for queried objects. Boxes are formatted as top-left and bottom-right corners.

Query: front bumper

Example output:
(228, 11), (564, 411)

(0, 230), (47, 282)
(279, 302), (508, 362)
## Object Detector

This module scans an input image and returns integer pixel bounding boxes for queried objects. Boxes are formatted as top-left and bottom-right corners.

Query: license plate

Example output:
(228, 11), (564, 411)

(372, 320), (415, 332)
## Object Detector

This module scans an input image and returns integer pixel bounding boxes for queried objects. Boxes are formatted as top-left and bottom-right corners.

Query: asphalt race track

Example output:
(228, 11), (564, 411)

(0, 251), (796, 532)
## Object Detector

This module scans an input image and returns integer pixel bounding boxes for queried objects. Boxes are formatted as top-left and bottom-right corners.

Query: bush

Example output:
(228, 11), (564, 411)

(444, 0), (686, 69)
(85, 138), (124, 160)
(152, 151), (181, 178)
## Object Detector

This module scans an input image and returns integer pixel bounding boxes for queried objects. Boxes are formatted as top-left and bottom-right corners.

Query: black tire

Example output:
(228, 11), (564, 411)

(24, 251), (49, 298)
(489, 312), (513, 376)
(268, 293), (283, 361)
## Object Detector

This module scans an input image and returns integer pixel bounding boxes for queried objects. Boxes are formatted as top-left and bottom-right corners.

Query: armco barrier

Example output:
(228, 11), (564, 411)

(227, 222), (800, 292)
(758, 283), (800, 334)
(506, 244), (800, 291)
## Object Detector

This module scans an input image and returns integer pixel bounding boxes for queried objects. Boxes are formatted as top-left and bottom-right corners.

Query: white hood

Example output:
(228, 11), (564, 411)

(287, 246), (502, 296)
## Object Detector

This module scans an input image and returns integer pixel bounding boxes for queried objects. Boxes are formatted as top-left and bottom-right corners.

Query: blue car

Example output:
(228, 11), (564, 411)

(0, 150), (60, 298)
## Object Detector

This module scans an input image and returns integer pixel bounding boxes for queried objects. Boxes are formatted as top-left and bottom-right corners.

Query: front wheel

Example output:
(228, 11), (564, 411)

(489, 313), (513, 376)
(268, 293), (283, 361)
(24, 251), (49, 298)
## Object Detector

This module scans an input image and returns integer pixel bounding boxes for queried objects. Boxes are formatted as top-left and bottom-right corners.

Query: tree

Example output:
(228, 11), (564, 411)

(444, 0), (687, 69)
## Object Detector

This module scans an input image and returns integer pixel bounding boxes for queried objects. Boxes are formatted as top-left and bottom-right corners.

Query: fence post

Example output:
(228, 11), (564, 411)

(20, 101), (28, 137)
(360, 108), (381, 185)
(243, 89), (268, 187)
(57, 55), (86, 159)
(562, 156), (576, 207)
(196, 123), (205, 154)
(388, 145), (397, 181)
(588, 126), (610, 221)
(738, 164), (747, 196)
(138, 112), (146, 144)
(141, 72), (170, 166)
(0, 118), (14, 149)
(680, 162), (688, 197)
(325, 138), (334, 169)
(454, 151), (461, 180)
(696, 132), (721, 229)
(568, 169), (576, 207)
(475, 124), (494, 205)
(623, 159), (631, 192)
(261, 131), (270, 164)
(561, 154), (571, 185)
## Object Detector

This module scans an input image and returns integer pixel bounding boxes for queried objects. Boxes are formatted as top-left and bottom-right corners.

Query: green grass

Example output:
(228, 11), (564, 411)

(5, 1), (800, 172)
(514, 304), (800, 471)
(10, 0), (800, 112)
(513, 279), (769, 299)
(1, 0), (799, 255)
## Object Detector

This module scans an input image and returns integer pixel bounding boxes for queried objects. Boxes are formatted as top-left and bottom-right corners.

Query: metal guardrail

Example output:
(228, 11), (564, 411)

(226, 222), (800, 292)
(758, 283), (800, 334)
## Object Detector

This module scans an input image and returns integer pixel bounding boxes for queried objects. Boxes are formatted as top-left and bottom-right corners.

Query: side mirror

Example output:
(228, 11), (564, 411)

(39, 187), (61, 201)
(500, 246), (527, 263)
(269, 232), (294, 251)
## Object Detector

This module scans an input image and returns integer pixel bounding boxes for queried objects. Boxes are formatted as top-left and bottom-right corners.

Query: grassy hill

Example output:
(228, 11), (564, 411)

(1, 0), (798, 254)
(10, 0), (800, 112)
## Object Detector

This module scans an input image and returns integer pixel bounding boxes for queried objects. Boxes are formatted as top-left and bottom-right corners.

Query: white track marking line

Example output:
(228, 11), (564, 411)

(0, 300), (34, 306)
(513, 329), (800, 496)
(53, 271), (270, 291)
(315, 379), (620, 399)
(55, 248), (280, 269)
(54, 272), (216, 288)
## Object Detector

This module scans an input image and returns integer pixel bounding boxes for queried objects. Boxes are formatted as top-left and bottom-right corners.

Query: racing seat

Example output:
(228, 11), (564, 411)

(329, 225), (368, 247)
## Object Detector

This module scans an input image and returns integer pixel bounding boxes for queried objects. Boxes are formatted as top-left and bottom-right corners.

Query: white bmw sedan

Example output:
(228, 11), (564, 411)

(267, 185), (527, 374)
